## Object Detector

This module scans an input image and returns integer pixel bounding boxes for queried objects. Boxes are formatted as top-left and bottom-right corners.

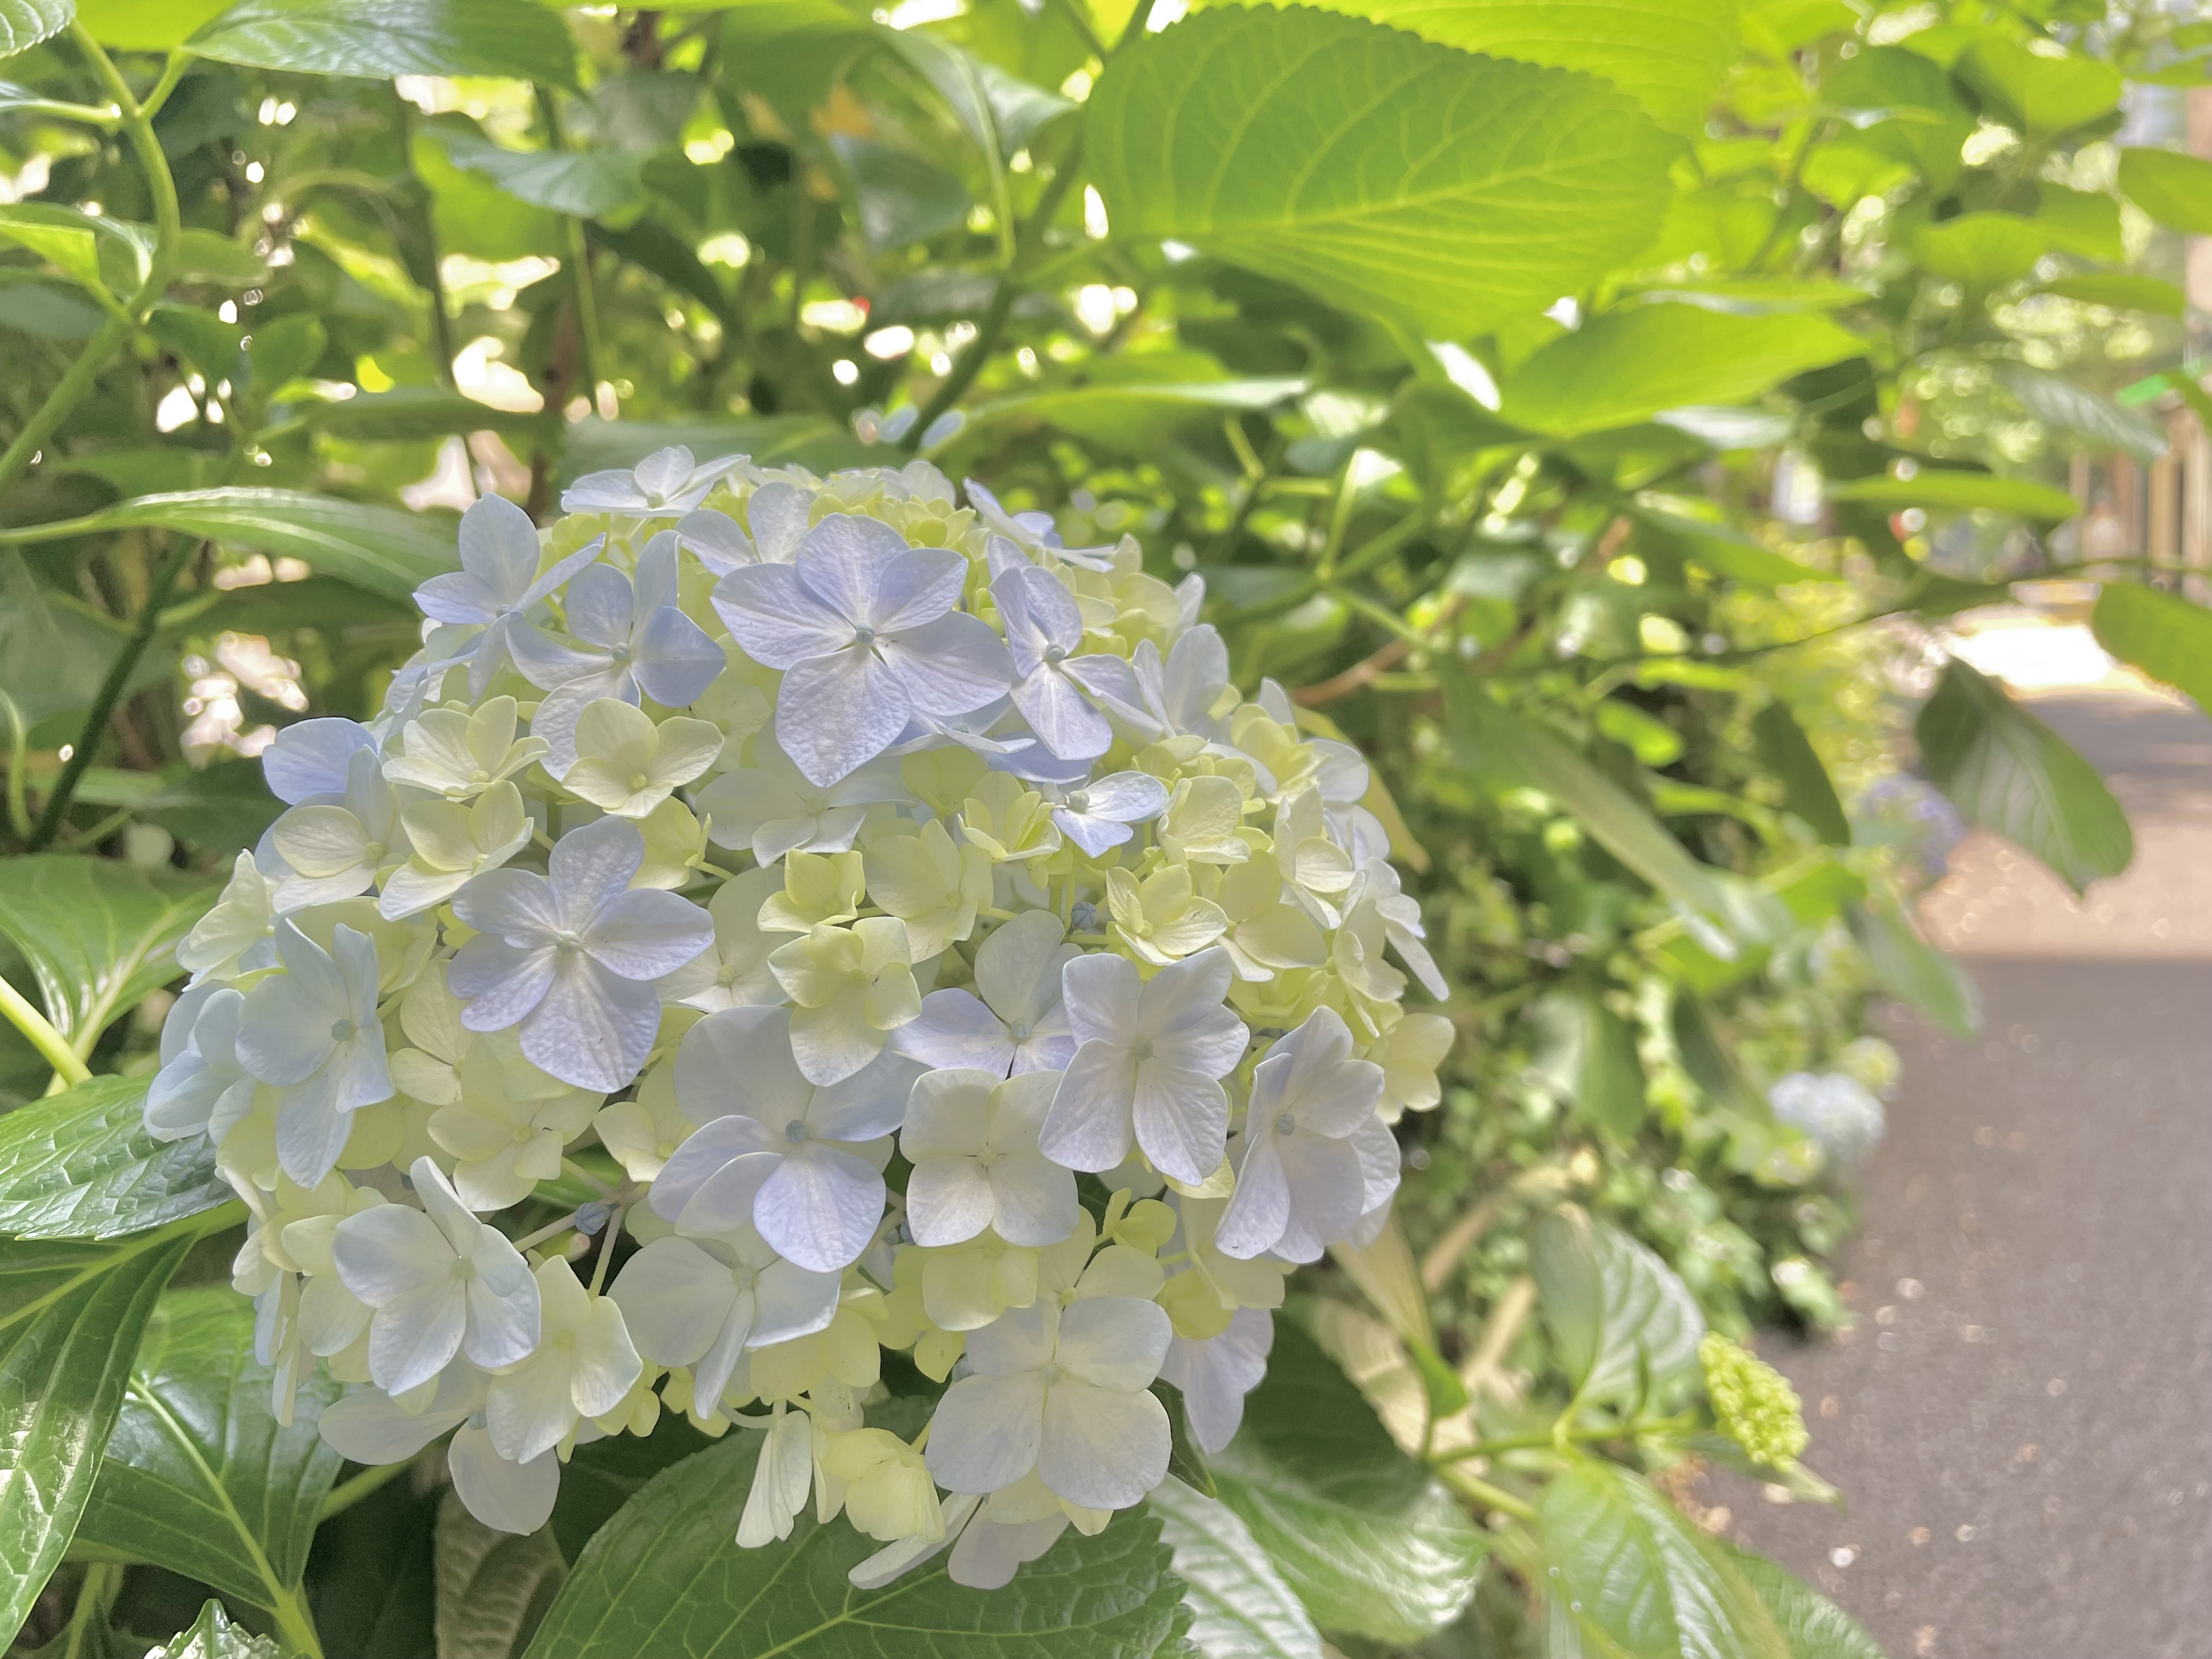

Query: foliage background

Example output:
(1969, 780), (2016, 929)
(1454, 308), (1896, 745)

(4, 0), (2212, 1654)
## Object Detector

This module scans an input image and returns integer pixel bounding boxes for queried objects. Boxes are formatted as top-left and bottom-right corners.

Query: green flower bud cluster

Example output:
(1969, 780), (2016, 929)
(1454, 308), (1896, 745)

(1699, 1332), (1808, 1469)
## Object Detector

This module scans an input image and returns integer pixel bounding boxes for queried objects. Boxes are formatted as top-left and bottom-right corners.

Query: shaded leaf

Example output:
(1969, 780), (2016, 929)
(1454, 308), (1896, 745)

(1088, 6), (1676, 335)
(2118, 146), (2212, 234)
(2035, 273), (2186, 315)
(1846, 900), (1978, 1039)
(1525, 989), (1646, 1137)
(300, 386), (556, 443)
(0, 856), (216, 1051)
(431, 122), (646, 218)
(521, 1430), (1187, 1658)
(1630, 508), (1837, 591)
(0, 551), (143, 727)
(1909, 212), (2047, 286)
(2091, 581), (2212, 715)
(1148, 1476), (1321, 1659)
(1498, 306), (1860, 436)
(1956, 36), (2121, 135)
(1530, 1206), (1702, 1412)
(1155, 1379), (1217, 1499)
(1722, 1545), (1884, 1659)
(1537, 1460), (1787, 1659)
(830, 134), (969, 253)
(75, 1287), (344, 1610)
(13, 489), (459, 601)
(1209, 1321), (1485, 1645)
(0, 1224), (202, 1641)
(435, 1492), (565, 1659)
(1996, 363), (2165, 461)
(1915, 657), (2131, 892)
(1751, 701), (1849, 844)
(187, 0), (579, 85)
(0, 1073), (226, 1240)
(957, 379), (1308, 455)
(1825, 469), (2078, 522)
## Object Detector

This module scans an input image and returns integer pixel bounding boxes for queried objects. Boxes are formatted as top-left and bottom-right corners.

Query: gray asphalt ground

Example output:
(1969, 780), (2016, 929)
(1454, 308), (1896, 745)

(1699, 688), (2212, 1659)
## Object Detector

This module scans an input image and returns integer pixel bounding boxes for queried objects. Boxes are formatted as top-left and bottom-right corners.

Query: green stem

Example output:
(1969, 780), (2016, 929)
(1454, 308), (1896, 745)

(272, 1584), (325, 1659)
(319, 1459), (411, 1522)
(535, 88), (606, 405)
(392, 95), (460, 388)
(1436, 1465), (1537, 1522)
(61, 1561), (120, 1659)
(0, 36), (183, 499)
(1, 691), (30, 843)
(29, 538), (205, 850)
(0, 974), (89, 1087)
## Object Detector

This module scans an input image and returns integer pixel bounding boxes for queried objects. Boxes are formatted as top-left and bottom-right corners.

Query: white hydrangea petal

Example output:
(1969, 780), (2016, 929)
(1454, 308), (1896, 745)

(633, 608), (726, 709)
(521, 953), (661, 1092)
(878, 613), (1013, 718)
(1057, 953), (1138, 1049)
(794, 512), (907, 622)
(926, 1369), (1047, 1495)
(563, 565), (639, 650)
(712, 563), (853, 669)
(1056, 1296), (1170, 1390)
(776, 649), (914, 788)
(751, 1258), (844, 1346)
(1214, 1132), (1291, 1261)
(747, 482), (811, 561)
(1347, 1113), (1402, 1213)
(651, 1111), (783, 1219)
(806, 1051), (921, 1142)
(1158, 1307), (1273, 1455)
(675, 1005), (811, 1127)
(368, 1282), (467, 1395)
(966, 1298), (1057, 1374)
(585, 889), (714, 980)
(449, 1423), (559, 1535)
(1130, 1064), (1228, 1188)
(316, 1369), (477, 1464)
(449, 939), (557, 1033)
(546, 814), (646, 922)
(451, 867), (562, 942)
(1013, 665), (1111, 762)
(675, 1149), (781, 1236)
(571, 1298), (644, 1417)
(892, 989), (1013, 1075)
(1039, 1379), (1167, 1509)
(751, 1143), (884, 1271)
(1038, 1041), (1136, 1173)
(906, 1157), (996, 1246)
(608, 1236), (734, 1365)
(263, 718), (377, 805)
(946, 1508), (1068, 1590)
(1269, 1131), (1365, 1262)
(870, 546), (968, 633)
(486, 1346), (577, 1463)
(900, 1068), (995, 1160)
(274, 1074), (352, 1187)
(332, 1204), (450, 1305)
(986, 1152), (1080, 1248)
(461, 1245), (541, 1371)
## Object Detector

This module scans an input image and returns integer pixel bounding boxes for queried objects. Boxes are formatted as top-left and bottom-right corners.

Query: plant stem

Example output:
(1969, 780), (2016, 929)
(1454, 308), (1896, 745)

(0, 975), (89, 1087)
(319, 1458), (411, 1522)
(1, 692), (31, 842)
(536, 88), (607, 407)
(29, 538), (206, 850)
(1437, 1465), (1537, 1522)
(271, 1584), (325, 1659)
(0, 36), (184, 498)
(60, 1562), (119, 1659)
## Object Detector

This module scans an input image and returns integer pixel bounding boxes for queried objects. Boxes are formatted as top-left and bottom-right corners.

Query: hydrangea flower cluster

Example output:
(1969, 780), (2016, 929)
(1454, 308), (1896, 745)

(146, 449), (1453, 1588)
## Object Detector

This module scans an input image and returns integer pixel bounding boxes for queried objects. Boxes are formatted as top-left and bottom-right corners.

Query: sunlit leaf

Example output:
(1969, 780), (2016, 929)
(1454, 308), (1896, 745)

(1149, 1476), (1322, 1659)
(0, 1073), (227, 1239)
(187, 0), (579, 86)
(0, 855), (216, 1051)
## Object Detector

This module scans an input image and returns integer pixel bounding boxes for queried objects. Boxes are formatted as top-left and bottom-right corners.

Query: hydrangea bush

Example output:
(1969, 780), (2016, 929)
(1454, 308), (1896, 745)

(146, 445), (1452, 1587)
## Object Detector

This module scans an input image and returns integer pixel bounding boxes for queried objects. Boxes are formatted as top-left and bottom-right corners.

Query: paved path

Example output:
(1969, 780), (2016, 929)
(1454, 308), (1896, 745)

(1701, 688), (2212, 1659)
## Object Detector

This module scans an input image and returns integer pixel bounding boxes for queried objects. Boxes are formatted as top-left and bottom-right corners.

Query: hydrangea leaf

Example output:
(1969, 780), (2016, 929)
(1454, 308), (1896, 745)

(522, 1431), (1188, 1658)
(1148, 1475), (1322, 1659)
(0, 855), (217, 1051)
(1530, 1206), (1703, 1413)
(74, 1287), (345, 1613)
(0, 1073), (227, 1240)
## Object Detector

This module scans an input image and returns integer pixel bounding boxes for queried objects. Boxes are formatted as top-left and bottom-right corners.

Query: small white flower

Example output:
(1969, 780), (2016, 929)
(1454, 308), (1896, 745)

(902, 1068), (1076, 1248)
(507, 533), (723, 773)
(561, 444), (748, 516)
(610, 1224), (842, 1408)
(269, 748), (405, 910)
(1368, 1012), (1454, 1121)
(413, 495), (605, 698)
(713, 512), (1012, 786)
(381, 696), (547, 800)
(653, 1006), (912, 1271)
(484, 1258), (641, 1463)
(145, 984), (254, 1143)
(560, 698), (724, 818)
(318, 1363), (560, 1536)
(449, 815), (713, 1091)
(894, 910), (1076, 1078)
(1158, 1306), (1273, 1454)
(235, 920), (393, 1187)
(1048, 771), (1170, 858)
(332, 1156), (542, 1395)
(673, 506), (755, 573)
(924, 1296), (1171, 1510)
(656, 865), (787, 1013)
(377, 782), (533, 921)
(990, 562), (1128, 761)
(177, 850), (278, 980)
(1039, 947), (1248, 1186)
(1215, 1008), (1383, 1263)
(425, 1037), (600, 1211)
(696, 725), (908, 865)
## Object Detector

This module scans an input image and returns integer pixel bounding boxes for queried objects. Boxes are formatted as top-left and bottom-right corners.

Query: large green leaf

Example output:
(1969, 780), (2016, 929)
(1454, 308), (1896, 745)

(5, 489), (460, 601)
(1537, 1460), (1787, 1659)
(2091, 582), (2212, 715)
(1751, 701), (1848, 845)
(1498, 305), (1859, 436)
(1148, 1476), (1321, 1659)
(1915, 658), (2131, 893)
(434, 1492), (566, 1659)
(0, 1073), (226, 1240)
(1209, 1321), (1485, 1645)
(1910, 212), (2048, 287)
(74, 1287), (343, 1613)
(1955, 36), (2121, 136)
(0, 551), (144, 727)
(0, 0), (71, 57)
(882, 29), (1073, 162)
(0, 855), (216, 1052)
(1530, 1207), (1702, 1413)
(1721, 1546), (1883, 1659)
(187, 0), (578, 84)
(1524, 988), (1646, 1137)
(147, 1600), (298, 1658)
(0, 1223), (204, 1640)
(1825, 469), (2078, 523)
(2118, 146), (2212, 235)
(1997, 364), (2165, 462)
(1846, 900), (1978, 1039)
(957, 379), (1309, 455)
(1632, 509), (1837, 591)
(431, 123), (646, 218)
(2035, 273), (2186, 317)
(832, 134), (970, 253)
(1446, 676), (1733, 922)
(1219, 0), (1733, 134)
(301, 387), (557, 443)
(521, 1431), (1187, 1658)
(1088, 5), (1676, 336)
